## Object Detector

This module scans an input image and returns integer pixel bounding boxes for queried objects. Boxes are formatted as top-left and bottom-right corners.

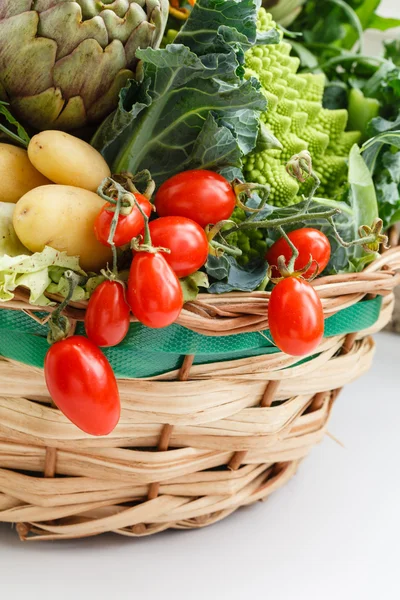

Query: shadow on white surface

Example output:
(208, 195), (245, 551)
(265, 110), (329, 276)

(0, 332), (399, 600)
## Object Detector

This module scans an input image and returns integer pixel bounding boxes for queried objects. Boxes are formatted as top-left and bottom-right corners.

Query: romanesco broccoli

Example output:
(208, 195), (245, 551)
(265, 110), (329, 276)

(243, 9), (360, 207)
(227, 209), (268, 266)
(232, 9), (360, 265)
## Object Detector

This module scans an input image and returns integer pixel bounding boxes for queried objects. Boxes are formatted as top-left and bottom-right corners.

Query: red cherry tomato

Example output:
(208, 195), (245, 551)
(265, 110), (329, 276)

(85, 280), (130, 347)
(155, 170), (236, 228)
(148, 216), (209, 278)
(268, 277), (324, 356)
(266, 228), (331, 279)
(127, 252), (183, 328)
(94, 193), (153, 247)
(44, 336), (120, 436)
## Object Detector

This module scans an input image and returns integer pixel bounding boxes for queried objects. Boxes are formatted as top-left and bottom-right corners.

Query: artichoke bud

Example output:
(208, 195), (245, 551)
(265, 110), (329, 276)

(0, 0), (169, 131)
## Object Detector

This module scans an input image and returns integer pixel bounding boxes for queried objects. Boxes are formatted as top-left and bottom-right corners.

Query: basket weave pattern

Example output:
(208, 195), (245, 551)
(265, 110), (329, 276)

(0, 246), (399, 541)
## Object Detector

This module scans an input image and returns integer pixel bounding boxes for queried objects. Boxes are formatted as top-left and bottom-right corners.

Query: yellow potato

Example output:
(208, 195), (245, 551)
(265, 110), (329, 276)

(28, 131), (111, 192)
(0, 143), (51, 203)
(13, 185), (112, 272)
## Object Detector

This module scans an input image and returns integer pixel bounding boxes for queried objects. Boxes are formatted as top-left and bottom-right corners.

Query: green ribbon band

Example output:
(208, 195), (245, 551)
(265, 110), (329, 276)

(0, 296), (382, 378)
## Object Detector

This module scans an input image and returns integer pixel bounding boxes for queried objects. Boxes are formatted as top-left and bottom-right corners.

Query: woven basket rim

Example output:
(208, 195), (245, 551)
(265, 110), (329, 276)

(2, 246), (400, 336)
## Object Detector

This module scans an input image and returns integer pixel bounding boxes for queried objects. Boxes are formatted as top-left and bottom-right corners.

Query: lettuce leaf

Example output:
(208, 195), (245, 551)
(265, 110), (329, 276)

(46, 272), (105, 302)
(180, 271), (209, 301)
(0, 247), (85, 305)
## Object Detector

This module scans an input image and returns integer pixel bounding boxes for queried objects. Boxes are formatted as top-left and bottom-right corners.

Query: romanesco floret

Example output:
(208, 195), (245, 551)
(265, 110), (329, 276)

(227, 209), (268, 266)
(243, 9), (360, 207)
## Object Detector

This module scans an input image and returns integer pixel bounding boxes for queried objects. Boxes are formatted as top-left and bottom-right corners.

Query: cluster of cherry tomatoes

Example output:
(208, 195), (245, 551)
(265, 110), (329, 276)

(90, 169), (236, 335)
(44, 170), (236, 436)
(44, 169), (332, 436)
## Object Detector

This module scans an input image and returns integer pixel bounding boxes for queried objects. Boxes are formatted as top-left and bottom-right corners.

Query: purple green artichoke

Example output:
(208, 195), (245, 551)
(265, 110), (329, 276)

(0, 0), (169, 130)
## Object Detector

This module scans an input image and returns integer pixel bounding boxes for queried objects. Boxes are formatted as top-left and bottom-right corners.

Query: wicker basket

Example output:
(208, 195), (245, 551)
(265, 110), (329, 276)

(0, 245), (399, 542)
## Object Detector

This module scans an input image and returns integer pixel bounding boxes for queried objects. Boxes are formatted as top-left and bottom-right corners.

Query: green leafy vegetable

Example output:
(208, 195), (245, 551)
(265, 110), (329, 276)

(292, 0), (398, 56)
(47, 273), (105, 303)
(384, 40), (400, 67)
(187, 113), (243, 172)
(368, 13), (400, 31)
(180, 271), (210, 301)
(175, 0), (260, 52)
(362, 60), (400, 122)
(324, 0), (365, 52)
(207, 254), (268, 293)
(347, 88), (380, 140)
(363, 130), (400, 170)
(0, 247), (85, 305)
(93, 0), (272, 186)
(289, 0), (400, 138)
(347, 144), (379, 257)
(362, 113), (400, 171)
(361, 114), (400, 228)
(374, 149), (400, 228)
(0, 102), (30, 147)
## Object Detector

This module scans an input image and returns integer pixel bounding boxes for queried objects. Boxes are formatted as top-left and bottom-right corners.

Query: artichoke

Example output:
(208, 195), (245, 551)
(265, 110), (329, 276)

(0, 0), (169, 131)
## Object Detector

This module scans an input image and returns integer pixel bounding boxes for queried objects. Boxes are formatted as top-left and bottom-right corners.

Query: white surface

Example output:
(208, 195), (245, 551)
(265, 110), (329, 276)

(0, 331), (399, 600)
(378, 0), (399, 17)
(357, 0), (399, 55)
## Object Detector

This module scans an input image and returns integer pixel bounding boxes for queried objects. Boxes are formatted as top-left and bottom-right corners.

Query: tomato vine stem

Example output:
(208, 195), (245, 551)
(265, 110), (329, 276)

(278, 226), (299, 273)
(98, 175), (160, 256)
(47, 270), (87, 344)
(328, 216), (389, 253)
(222, 207), (340, 237)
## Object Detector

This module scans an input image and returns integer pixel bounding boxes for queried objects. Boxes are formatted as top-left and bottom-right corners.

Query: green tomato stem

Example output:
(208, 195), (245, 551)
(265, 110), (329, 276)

(246, 190), (272, 223)
(209, 240), (243, 257)
(98, 176), (153, 251)
(327, 217), (378, 249)
(206, 220), (237, 242)
(278, 226), (299, 273)
(111, 244), (118, 275)
(303, 168), (321, 213)
(130, 193), (152, 246)
(233, 181), (271, 213)
(106, 187), (123, 275)
(222, 208), (340, 237)
(48, 270), (87, 345)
